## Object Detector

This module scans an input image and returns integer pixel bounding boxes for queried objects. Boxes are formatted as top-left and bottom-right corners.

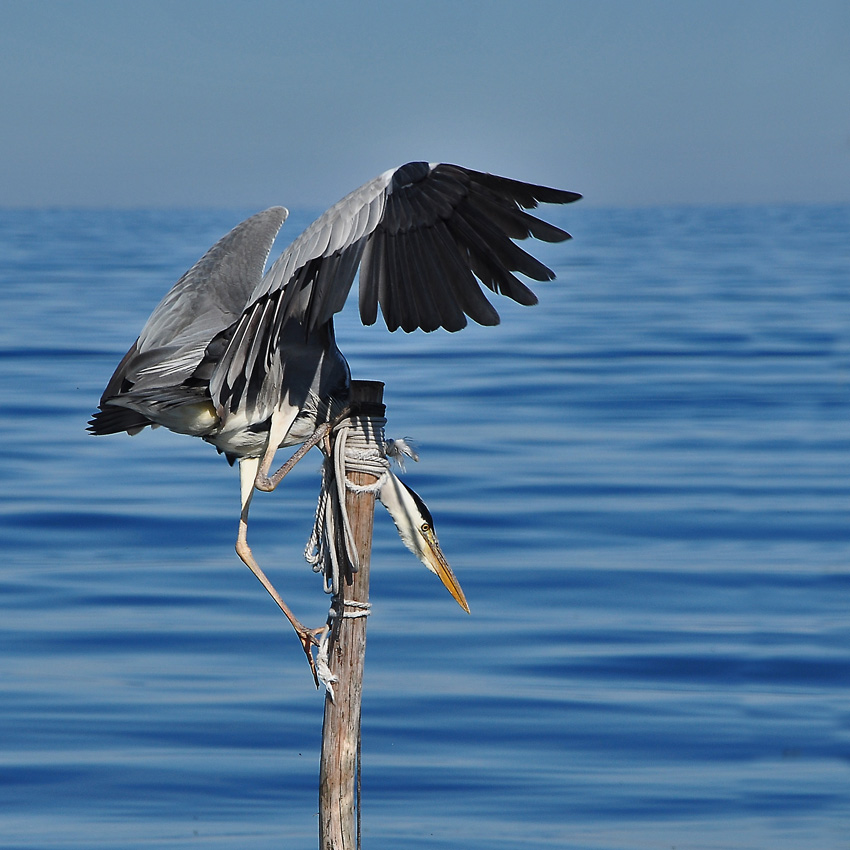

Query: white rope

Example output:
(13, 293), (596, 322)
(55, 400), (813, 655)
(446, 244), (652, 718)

(328, 600), (373, 619)
(306, 411), (388, 700)
(304, 414), (390, 597)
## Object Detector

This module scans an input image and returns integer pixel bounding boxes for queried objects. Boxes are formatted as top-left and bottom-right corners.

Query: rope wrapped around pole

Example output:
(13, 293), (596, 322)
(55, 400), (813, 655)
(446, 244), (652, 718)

(305, 412), (390, 601)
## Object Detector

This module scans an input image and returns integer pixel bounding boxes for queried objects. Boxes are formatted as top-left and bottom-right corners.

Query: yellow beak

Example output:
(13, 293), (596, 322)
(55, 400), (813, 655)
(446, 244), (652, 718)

(422, 527), (470, 613)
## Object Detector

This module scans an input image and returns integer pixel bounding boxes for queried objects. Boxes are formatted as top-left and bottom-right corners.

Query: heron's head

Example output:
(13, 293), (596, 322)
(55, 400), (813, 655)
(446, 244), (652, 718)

(378, 472), (470, 613)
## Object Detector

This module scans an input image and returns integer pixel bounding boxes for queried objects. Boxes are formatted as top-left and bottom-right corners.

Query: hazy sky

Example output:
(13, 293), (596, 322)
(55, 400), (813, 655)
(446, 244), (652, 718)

(2, 1), (848, 208)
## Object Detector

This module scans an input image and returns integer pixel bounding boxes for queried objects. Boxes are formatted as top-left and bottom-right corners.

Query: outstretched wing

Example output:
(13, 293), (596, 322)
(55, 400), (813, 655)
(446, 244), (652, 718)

(89, 207), (287, 435)
(210, 162), (580, 413)
(131, 206), (288, 384)
(262, 161), (580, 333)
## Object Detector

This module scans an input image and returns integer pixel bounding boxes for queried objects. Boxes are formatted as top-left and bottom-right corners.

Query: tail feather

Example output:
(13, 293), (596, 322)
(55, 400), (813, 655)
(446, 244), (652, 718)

(87, 405), (152, 436)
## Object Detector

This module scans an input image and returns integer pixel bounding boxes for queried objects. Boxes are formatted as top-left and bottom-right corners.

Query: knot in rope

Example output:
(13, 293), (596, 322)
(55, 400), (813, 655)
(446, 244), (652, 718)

(333, 414), (391, 494)
(304, 413), (389, 598)
(328, 600), (373, 620)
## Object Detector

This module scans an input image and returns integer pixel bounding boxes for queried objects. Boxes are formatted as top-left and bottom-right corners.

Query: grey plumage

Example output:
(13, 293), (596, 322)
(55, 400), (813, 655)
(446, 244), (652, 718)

(89, 162), (579, 456)
(90, 206), (288, 441)
(88, 161), (579, 678)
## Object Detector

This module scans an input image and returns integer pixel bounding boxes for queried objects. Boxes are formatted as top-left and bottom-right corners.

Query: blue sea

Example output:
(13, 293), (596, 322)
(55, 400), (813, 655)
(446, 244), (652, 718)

(0, 202), (848, 849)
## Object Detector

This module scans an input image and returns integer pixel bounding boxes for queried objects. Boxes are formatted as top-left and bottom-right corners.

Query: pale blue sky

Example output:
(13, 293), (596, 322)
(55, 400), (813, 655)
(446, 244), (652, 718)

(2, 1), (848, 208)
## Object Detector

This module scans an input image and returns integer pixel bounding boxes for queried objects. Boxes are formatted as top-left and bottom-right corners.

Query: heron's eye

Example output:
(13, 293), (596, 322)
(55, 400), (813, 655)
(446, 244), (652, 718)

(420, 522), (431, 534)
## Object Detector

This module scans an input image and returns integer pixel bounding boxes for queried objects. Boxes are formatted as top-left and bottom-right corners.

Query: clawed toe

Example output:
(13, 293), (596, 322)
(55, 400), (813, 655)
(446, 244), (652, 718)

(298, 626), (328, 688)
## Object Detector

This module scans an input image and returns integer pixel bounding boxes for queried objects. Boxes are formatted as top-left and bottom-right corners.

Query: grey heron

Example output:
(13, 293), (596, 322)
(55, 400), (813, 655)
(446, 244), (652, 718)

(89, 161), (580, 678)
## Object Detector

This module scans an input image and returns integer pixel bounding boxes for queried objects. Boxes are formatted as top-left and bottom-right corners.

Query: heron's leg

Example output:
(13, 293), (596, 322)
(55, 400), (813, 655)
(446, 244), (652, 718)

(253, 421), (331, 492)
(236, 456), (321, 686)
(254, 406), (351, 493)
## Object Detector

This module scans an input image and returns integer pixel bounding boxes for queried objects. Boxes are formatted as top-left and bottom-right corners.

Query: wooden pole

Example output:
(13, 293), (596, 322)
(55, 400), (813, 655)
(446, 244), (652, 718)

(319, 380), (384, 850)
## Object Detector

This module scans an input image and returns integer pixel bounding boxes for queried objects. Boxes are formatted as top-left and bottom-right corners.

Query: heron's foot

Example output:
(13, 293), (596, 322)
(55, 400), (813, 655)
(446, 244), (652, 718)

(297, 625), (328, 689)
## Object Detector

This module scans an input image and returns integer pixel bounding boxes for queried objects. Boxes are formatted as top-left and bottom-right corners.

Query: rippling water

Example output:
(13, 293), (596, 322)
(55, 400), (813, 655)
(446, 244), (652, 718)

(0, 203), (848, 849)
